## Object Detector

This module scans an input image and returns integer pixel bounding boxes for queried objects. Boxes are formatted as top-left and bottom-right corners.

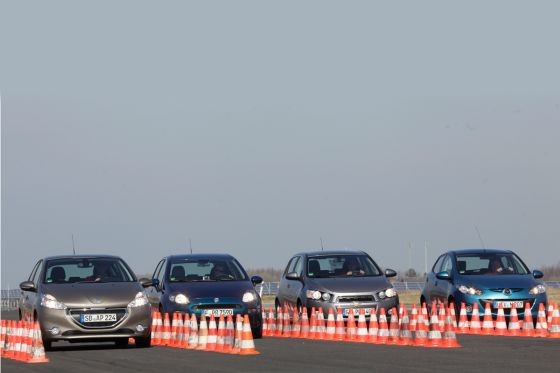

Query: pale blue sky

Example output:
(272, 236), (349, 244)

(2, 1), (559, 285)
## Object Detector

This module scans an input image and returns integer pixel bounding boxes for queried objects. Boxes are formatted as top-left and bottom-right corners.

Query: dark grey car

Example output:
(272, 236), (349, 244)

(276, 250), (399, 317)
(19, 255), (153, 350)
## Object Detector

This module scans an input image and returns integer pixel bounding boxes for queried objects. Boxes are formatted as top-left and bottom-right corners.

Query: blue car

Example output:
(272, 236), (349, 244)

(146, 254), (263, 337)
(421, 249), (547, 320)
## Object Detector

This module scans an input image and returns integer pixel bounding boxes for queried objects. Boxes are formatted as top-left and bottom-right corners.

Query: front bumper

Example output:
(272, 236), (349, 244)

(304, 295), (399, 318)
(39, 304), (152, 342)
(456, 292), (548, 319)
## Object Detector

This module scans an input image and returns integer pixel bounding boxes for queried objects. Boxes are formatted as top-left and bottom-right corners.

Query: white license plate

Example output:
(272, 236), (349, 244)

(202, 309), (234, 317)
(492, 301), (524, 309)
(342, 308), (371, 316)
(81, 313), (117, 323)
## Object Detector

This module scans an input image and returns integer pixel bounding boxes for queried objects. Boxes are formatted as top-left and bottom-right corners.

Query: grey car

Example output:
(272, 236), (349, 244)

(19, 255), (153, 350)
(276, 250), (399, 317)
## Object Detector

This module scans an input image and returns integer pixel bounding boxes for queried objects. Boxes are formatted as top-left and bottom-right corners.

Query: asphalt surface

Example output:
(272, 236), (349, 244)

(2, 307), (560, 373)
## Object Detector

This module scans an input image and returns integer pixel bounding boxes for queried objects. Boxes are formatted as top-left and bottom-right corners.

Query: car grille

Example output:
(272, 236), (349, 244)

(488, 288), (523, 293)
(336, 295), (376, 303)
(68, 308), (127, 329)
(193, 304), (241, 310)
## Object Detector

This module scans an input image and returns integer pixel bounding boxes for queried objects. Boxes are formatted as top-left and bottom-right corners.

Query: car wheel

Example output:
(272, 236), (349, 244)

(115, 338), (129, 348)
(274, 299), (281, 314)
(251, 326), (263, 339)
(43, 339), (52, 351)
(296, 299), (303, 317)
(135, 336), (151, 348)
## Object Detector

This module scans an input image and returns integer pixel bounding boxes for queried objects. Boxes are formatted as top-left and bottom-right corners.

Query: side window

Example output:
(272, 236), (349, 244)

(283, 257), (297, 276)
(432, 255), (445, 273)
(441, 255), (453, 273)
(156, 259), (167, 284)
(293, 256), (303, 276)
(29, 260), (42, 285)
(152, 259), (165, 281)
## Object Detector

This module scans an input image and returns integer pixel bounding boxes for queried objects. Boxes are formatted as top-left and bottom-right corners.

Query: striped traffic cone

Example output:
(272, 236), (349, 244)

(205, 315), (218, 351)
(300, 307), (310, 338)
(308, 307), (317, 339)
(367, 308), (379, 344)
(161, 313), (172, 346)
(413, 304), (428, 347)
(187, 314), (199, 349)
(231, 315), (244, 354)
(494, 304), (508, 336)
(508, 307), (521, 336)
(448, 303), (457, 330)
(356, 308), (368, 343)
(291, 309), (301, 338)
(427, 303), (442, 347)
(170, 312), (180, 347)
(179, 313), (190, 348)
(469, 303), (482, 334)
(196, 315), (208, 350)
(151, 311), (162, 346)
(346, 310), (357, 342)
(223, 314), (235, 353)
(388, 308), (400, 345)
(275, 306), (283, 337)
(438, 303), (446, 332)
(547, 303), (554, 326)
(215, 315), (226, 353)
(442, 310), (461, 348)
(409, 304), (418, 334)
(481, 303), (494, 335)
(0, 319), (6, 356)
(238, 315), (260, 355)
(535, 303), (549, 338)
(324, 308), (336, 340)
(377, 308), (389, 345)
(398, 307), (413, 346)
(457, 303), (469, 334)
(521, 303), (535, 337)
(266, 308), (276, 337)
(334, 308), (346, 341)
(281, 305), (291, 337)
(261, 309), (268, 337)
(548, 304), (560, 338)
(316, 308), (326, 340)
(26, 322), (49, 363)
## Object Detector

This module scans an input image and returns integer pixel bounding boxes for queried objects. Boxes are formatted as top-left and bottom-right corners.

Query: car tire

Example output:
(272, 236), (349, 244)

(43, 339), (52, 351)
(251, 326), (263, 339)
(115, 338), (129, 348)
(135, 336), (152, 348)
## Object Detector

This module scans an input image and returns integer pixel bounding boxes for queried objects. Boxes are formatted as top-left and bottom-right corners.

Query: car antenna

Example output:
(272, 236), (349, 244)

(475, 225), (486, 249)
(72, 234), (76, 255)
(320, 237), (324, 251)
(189, 237), (193, 254)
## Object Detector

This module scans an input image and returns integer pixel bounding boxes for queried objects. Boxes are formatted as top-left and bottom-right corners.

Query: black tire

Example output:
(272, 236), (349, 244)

(43, 339), (52, 351)
(252, 326), (263, 339)
(135, 336), (151, 348)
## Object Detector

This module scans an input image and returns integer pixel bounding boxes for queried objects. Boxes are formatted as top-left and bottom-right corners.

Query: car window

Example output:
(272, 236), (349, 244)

(153, 259), (165, 283)
(286, 256), (300, 275)
(292, 256), (303, 276)
(441, 255), (453, 273)
(31, 260), (43, 285)
(283, 257), (298, 276)
(455, 253), (530, 275)
(28, 260), (42, 284)
(306, 255), (382, 278)
(43, 258), (135, 283)
(432, 255), (445, 273)
(168, 258), (247, 282)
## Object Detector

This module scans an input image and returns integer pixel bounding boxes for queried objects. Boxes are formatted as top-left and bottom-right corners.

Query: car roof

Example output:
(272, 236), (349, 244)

(42, 254), (123, 261)
(293, 250), (368, 257)
(446, 248), (514, 256)
(165, 253), (236, 261)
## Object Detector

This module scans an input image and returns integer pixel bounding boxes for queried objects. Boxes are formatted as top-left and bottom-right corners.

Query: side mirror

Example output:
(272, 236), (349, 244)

(384, 269), (397, 278)
(139, 278), (153, 288)
(285, 272), (301, 281)
(532, 270), (544, 279)
(436, 271), (451, 280)
(151, 278), (160, 288)
(251, 275), (263, 285)
(20, 281), (36, 292)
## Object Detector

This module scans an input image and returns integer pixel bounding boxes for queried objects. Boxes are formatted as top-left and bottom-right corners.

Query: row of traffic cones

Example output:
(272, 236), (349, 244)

(263, 303), (461, 348)
(456, 302), (560, 338)
(151, 311), (259, 355)
(0, 320), (49, 363)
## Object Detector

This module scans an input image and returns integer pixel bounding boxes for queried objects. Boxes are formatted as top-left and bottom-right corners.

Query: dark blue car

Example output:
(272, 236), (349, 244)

(146, 254), (263, 337)
(421, 249), (547, 319)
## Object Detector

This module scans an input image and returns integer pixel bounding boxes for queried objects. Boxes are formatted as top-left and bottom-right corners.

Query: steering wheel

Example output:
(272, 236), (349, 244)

(215, 274), (234, 280)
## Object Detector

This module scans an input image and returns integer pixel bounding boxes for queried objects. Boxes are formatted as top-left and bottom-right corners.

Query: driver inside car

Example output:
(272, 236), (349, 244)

(210, 263), (232, 280)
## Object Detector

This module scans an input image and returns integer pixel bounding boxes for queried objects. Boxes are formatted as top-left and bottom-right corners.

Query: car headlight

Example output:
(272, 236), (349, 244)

(169, 293), (189, 304)
(458, 285), (483, 295)
(242, 291), (256, 303)
(40, 294), (67, 310)
(529, 284), (546, 295)
(305, 290), (332, 301)
(128, 292), (149, 308)
(378, 288), (397, 299)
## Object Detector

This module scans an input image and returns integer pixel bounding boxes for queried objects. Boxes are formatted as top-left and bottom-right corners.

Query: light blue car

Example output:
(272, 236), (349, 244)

(421, 249), (547, 320)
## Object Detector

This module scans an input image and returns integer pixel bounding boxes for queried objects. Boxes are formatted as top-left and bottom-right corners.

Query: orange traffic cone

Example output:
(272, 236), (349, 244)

(438, 303), (446, 332)
(469, 303), (482, 334)
(508, 307), (521, 336)
(377, 308), (390, 345)
(238, 315), (260, 355)
(535, 303), (549, 338)
(170, 312), (180, 347)
(205, 315), (217, 351)
(448, 303), (457, 330)
(457, 303), (469, 334)
(187, 314), (199, 349)
(275, 306), (283, 337)
(398, 307), (413, 346)
(548, 304), (560, 338)
(413, 304), (428, 347)
(0, 319), (6, 356)
(325, 309), (336, 340)
(16, 321), (30, 361)
(151, 311), (162, 346)
(427, 303), (442, 347)
(334, 308), (346, 341)
(388, 308), (400, 345)
(346, 310), (357, 342)
(231, 314), (244, 354)
(261, 309), (268, 337)
(12, 321), (23, 361)
(215, 315), (226, 353)
(179, 313), (190, 348)
(308, 307), (317, 339)
(291, 310), (301, 338)
(27, 322), (49, 363)
(161, 313), (172, 346)
(367, 308), (379, 344)
(266, 308), (276, 337)
(481, 303), (494, 335)
(281, 305), (291, 338)
(316, 308), (326, 340)
(521, 303), (535, 337)
(223, 314), (235, 353)
(356, 308), (368, 343)
(547, 303), (554, 326)
(300, 307), (310, 338)
(442, 310), (461, 348)
(494, 304), (508, 336)
(196, 315), (208, 350)
(409, 304), (418, 334)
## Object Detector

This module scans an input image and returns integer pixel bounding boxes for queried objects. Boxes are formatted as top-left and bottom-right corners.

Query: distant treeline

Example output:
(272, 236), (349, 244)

(541, 262), (560, 280)
(246, 267), (283, 282)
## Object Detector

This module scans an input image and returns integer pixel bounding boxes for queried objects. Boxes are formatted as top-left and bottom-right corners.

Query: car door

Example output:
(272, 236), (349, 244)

(285, 256), (304, 305)
(277, 256), (298, 305)
(424, 254), (445, 304)
(20, 260), (42, 321)
(437, 255), (455, 305)
(147, 259), (165, 308)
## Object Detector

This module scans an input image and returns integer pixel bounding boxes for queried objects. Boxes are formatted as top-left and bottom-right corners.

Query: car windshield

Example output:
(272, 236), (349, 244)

(43, 258), (135, 283)
(455, 253), (530, 275)
(307, 255), (382, 278)
(168, 258), (248, 282)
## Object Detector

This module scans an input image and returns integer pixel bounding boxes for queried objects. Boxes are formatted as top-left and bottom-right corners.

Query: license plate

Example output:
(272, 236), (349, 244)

(492, 301), (524, 309)
(342, 308), (371, 316)
(202, 309), (234, 317)
(81, 313), (117, 323)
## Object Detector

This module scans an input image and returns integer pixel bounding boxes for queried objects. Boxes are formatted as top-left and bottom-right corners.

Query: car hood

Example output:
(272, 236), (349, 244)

(41, 282), (143, 308)
(167, 281), (255, 299)
(455, 274), (541, 289)
(306, 276), (392, 293)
